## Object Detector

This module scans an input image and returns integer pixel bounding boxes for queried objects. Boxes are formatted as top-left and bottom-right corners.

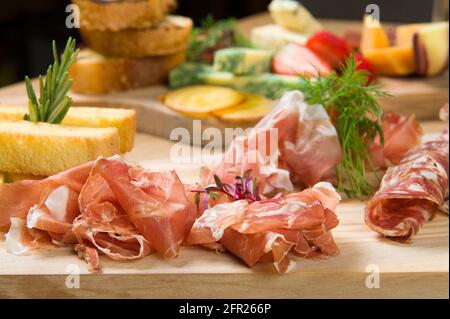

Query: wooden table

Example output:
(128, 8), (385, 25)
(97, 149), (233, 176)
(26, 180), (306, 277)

(0, 15), (448, 299)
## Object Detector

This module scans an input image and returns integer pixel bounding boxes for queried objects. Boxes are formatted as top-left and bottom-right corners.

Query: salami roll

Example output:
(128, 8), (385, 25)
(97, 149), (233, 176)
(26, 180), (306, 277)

(365, 132), (449, 241)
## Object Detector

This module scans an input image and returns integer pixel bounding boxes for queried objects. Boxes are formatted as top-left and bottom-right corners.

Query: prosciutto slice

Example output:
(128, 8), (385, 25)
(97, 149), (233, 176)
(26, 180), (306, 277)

(1, 157), (195, 269)
(0, 163), (92, 231)
(185, 182), (341, 273)
(201, 91), (341, 194)
(368, 113), (423, 169)
(93, 158), (195, 258)
(365, 132), (449, 241)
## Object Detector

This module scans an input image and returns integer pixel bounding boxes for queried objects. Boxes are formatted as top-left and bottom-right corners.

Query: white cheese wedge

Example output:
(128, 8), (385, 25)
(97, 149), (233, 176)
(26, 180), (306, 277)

(269, 0), (323, 34)
(251, 24), (307, 51)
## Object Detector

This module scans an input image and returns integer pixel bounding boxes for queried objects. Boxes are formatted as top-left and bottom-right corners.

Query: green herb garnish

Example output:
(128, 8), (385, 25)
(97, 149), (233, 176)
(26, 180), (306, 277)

(301, 56), (390, 199)
(24, 37), (79, 124)
(187, 16), (252, 63)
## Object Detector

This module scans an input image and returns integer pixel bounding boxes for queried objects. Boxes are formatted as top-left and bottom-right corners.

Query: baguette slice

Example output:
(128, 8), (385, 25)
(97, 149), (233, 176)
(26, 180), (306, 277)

(80, 15), (193, 58)
(72, 0), (175, 31)
(69, 49), (186, 94)
(0, 106), (136, 153)
(0, 121), (120, 176)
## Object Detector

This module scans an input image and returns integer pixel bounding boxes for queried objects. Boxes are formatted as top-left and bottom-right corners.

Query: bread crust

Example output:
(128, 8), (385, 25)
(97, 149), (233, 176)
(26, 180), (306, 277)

(70, 49), (186, 94)
(72, 0), (176, 31)
(80, 15), (193, 58)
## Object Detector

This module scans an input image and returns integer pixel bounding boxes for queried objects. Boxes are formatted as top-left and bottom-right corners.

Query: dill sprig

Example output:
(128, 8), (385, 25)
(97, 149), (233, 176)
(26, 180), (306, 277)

(300, 56), (391, 199)
(24, 37), (79, 124)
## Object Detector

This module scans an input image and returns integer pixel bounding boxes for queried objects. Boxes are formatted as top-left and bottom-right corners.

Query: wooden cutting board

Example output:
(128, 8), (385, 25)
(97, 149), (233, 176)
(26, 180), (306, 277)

(0, 13), (448, 298)
(0, 74), (447, 144)
(0, 122), (448, 299)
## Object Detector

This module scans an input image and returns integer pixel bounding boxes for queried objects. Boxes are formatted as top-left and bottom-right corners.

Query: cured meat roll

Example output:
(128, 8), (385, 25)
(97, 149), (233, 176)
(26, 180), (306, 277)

(365, 132), (449, 241)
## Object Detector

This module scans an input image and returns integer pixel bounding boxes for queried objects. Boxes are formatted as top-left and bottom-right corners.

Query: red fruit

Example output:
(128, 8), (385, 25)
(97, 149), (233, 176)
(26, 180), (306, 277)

(306, 31), (351, 69)
(272, 43), (333, 77)
(354, 53), (377, 84)
(342, 31), (362, 52)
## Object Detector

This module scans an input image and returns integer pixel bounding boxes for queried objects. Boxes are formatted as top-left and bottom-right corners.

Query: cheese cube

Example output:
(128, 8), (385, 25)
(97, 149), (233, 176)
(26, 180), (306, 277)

(251, 24), (308, 51)
(213, 48), (272, 75)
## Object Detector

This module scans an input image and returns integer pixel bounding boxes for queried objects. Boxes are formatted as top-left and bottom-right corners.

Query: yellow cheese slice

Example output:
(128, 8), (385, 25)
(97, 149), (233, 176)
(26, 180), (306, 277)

(164, 85), (246, 114)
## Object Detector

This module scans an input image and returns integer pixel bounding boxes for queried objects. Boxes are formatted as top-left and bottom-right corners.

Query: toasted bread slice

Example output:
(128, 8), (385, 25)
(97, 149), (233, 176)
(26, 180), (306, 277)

(72, 0), (176, 31)
(1, 172), (45, 183)
(69, 49), (186, 94)
(0, 121), (120, 176)
(0, 172), (3, 185)
(0, 106), (136, 153)
(80, 15), (193, 58)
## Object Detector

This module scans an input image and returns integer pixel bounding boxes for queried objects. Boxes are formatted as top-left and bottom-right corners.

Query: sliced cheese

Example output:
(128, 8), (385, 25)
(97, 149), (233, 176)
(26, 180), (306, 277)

(251, 24), (307, 51)
(213, 48), (272, 75)
(269, 0), (323, 34)
(395, 23), (428, 47)
(169, 63), (307, 99)
(164, 85), (246, 114)
(213, 94), (274, 122)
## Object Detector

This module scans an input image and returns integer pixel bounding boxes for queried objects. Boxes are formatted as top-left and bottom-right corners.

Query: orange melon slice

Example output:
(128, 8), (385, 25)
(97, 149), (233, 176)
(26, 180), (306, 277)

(364, 46), (415, 76)
(360, 15), (391, 54)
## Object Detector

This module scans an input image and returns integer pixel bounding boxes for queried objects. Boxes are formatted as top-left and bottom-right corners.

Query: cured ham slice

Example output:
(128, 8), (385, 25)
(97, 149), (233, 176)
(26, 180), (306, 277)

(5, 218), (52, 255)
(0, 163), (92, 231)
(369, 113), (422, 169)
(1, 156), (195, 269)
(201, 91), (341, 194)
(200, 128), (293, 195)
(256, 91), (342, 187)
(186, 182), (341, 273)
(91, 158), (195, 259)
(73, 163), (153, 268)
(365, 132), (449, 240)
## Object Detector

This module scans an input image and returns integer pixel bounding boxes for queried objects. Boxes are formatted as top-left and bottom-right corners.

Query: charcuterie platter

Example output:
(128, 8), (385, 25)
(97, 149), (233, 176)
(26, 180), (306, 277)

(0, 1), (448, 299)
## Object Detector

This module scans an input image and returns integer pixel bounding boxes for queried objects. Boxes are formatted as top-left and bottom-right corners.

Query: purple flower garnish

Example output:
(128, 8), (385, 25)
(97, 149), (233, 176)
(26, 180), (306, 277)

(192, 169), (261, 209)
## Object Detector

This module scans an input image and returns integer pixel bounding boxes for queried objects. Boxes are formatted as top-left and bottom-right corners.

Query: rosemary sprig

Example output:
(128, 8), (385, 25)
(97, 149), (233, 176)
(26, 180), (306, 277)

(24, 37), (79, 124)
(300, 56), (391, 199)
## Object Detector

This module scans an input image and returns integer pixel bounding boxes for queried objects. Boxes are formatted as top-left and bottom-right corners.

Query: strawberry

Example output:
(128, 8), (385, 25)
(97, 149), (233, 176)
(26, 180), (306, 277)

(272, 43), (333, 77)
(306, 31), (351, 69)
(354, 53), (377, 84)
